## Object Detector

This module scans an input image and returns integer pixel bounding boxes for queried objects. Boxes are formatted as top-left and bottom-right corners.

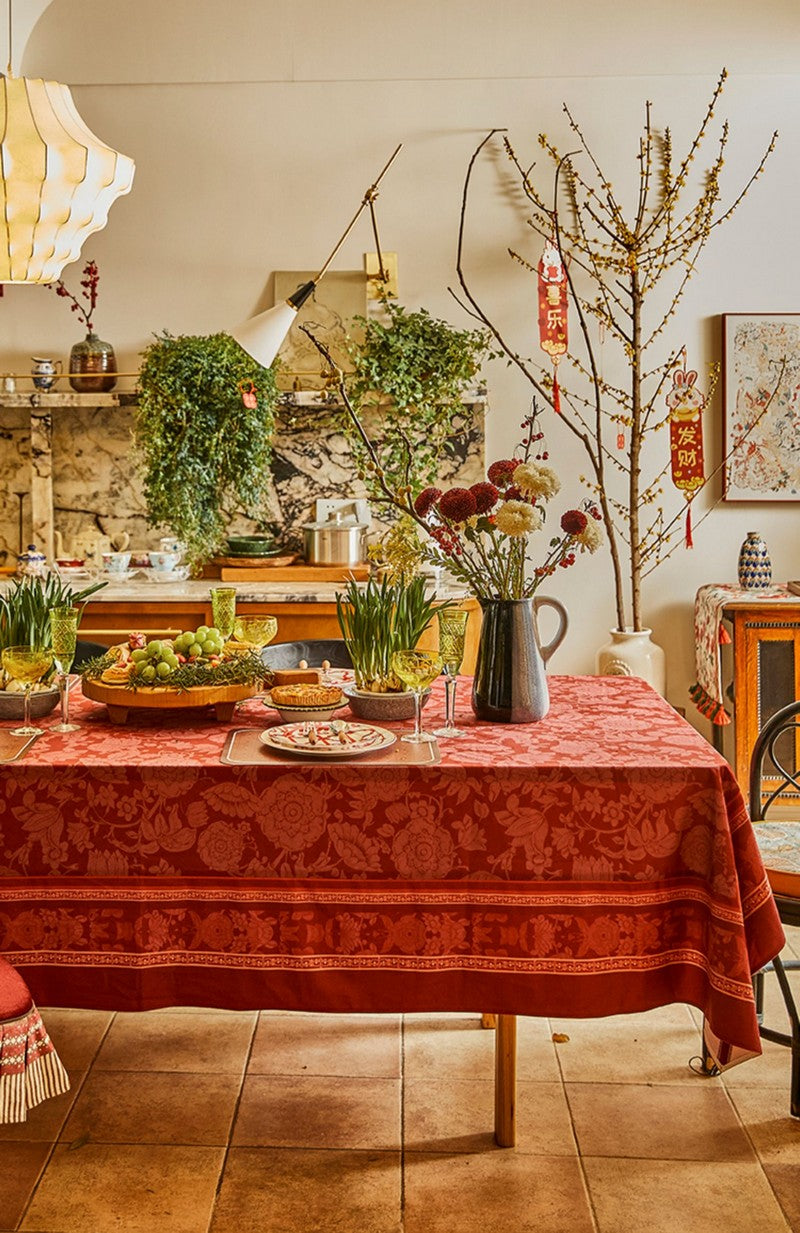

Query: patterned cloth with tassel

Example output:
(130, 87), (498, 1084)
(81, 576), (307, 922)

(691, 583), (792, 726)
(0, 959), (70, 1123)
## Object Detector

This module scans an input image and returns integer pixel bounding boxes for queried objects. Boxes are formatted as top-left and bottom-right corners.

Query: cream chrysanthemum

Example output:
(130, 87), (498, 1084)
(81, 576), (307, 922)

(494, 499), (542, 537)
(512, 462), (560, 501)
(577, 519), (604, 553)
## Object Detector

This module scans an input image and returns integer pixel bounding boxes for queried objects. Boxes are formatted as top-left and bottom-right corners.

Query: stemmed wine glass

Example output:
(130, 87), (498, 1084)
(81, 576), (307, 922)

(391, 649), (443, 744)
(1, 645), (54, 737)
(49, 606), (80, 733)
(433, 609), (469, 739)
(210, 587), (237, 641)
(232, 615), (278, 648)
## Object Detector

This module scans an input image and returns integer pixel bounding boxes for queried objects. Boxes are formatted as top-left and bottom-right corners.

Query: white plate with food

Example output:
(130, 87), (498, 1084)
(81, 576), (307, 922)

(260, 721), (396, 758)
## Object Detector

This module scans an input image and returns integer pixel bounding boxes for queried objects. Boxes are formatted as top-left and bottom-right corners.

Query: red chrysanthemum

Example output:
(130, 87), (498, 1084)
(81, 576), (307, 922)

(487, 458), (521, 485)
(560, 509), (588, 536)
(414, 486), (442, 516)
(504, 485), (522, 501)
(469, 481), (500, 515)
(438, 487), (477, 523)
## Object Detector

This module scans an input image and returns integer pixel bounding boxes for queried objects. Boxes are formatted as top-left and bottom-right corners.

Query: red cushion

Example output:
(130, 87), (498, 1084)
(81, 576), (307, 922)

(0, 957), (33, 1021)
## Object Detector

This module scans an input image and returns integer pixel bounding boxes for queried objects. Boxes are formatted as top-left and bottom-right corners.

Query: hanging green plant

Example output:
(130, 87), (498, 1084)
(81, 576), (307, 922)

(345, 301), (490, 506)
(135, 332), (279, 567)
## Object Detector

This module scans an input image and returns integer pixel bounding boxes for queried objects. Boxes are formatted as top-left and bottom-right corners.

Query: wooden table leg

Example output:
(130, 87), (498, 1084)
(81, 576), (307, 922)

(494, 1013), (516, 1147)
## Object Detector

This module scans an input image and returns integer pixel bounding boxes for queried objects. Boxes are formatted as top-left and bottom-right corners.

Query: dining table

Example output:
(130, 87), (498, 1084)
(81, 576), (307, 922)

(0, 673), (784, 1146)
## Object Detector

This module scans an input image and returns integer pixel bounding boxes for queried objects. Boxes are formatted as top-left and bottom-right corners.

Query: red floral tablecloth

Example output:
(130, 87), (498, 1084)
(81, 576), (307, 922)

(0, 675), (783, 1062)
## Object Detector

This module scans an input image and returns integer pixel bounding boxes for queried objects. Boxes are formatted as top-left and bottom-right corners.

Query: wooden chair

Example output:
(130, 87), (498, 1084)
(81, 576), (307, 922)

(749, 699), (800, 1119)
(0, 957), (70, 1122)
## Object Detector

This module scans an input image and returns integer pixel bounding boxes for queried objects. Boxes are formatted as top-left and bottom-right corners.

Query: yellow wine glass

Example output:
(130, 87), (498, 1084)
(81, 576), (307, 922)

(391, 649), (442, 744)
(232, 615), (278, 647)
(210, 587), (237, 641)
(1, 645), (54, 736)
(49, 606), (81, 733)
(433, 609), (469, 739)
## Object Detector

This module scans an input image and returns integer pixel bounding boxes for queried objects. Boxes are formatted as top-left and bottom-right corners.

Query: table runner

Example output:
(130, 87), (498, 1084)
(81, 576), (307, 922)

(0, 675), (783, 1062)
(691, 583), (792, 724)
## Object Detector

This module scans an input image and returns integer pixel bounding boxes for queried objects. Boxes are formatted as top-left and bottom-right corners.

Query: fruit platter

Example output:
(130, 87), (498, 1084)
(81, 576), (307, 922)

(81, 625), (269, 723)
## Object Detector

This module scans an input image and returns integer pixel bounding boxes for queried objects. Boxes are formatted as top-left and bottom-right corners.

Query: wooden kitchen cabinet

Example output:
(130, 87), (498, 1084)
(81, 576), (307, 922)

(80, 596), (482, 673)
(720, 598), (800, 802)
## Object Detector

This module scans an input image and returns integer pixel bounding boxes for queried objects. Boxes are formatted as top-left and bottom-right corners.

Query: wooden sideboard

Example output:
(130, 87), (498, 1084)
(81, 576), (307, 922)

(80, 596), (482, 675)
(716, 596), (800, 801)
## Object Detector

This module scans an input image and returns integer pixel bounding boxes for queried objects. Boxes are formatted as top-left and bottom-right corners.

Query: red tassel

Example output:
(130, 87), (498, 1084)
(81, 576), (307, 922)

(685, 504), (693, 548)
(552, 370), (561, 414)
(718, 625), (731, 645)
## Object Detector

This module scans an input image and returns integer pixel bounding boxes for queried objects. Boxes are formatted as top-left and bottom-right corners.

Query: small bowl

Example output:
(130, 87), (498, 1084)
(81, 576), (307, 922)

(263, 694), (345, 724)
(226, 535), (281, 557)
(0, 686), (60, 720)
(342, 684), (430, 722)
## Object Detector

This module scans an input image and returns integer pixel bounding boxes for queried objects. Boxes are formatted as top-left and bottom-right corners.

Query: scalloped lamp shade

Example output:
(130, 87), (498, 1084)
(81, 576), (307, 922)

(0, 74), (135, 283)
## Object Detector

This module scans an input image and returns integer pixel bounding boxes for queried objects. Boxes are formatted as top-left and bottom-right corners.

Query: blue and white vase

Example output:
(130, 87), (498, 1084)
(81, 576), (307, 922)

(738, 531), (772, 589)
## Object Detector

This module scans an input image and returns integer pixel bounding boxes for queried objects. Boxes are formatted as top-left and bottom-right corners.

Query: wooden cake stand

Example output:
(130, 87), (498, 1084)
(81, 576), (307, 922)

(81, 678), (259, 724)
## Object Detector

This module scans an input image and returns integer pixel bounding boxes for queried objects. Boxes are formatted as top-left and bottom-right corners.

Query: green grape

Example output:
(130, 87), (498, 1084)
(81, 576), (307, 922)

(196, 626), (209, 639)
(131, 648), (148, 663)
(156, 661), (172, 679)
(142, 664), (157, 681)
(165, 654), (179, 669)
(148, 640), (163, 658)
(207, 627), (220, 640)
(132, 660), (145, 676)
(201, 639), (217, 656)
(188, 642), (203, 659)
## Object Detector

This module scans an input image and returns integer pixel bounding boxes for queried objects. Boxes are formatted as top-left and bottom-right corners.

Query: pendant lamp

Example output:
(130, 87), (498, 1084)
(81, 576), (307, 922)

(0, 3), (135, 283)
(231, 144), (402, 369)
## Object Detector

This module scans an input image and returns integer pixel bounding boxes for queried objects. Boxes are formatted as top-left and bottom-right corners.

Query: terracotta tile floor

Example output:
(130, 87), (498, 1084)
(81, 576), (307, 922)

(2, 929), (798, 1233)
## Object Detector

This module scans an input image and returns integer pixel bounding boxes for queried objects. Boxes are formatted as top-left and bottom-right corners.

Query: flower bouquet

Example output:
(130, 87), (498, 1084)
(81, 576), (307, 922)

(412, 410), (603, 599)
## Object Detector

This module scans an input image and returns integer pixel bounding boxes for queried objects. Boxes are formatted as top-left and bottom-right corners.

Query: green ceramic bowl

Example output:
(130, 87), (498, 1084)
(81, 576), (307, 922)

(226, 536), (281, 557)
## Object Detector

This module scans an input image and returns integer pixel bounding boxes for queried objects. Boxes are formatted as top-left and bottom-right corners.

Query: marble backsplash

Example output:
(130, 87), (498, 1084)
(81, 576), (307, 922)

(0, 395), (486, 564)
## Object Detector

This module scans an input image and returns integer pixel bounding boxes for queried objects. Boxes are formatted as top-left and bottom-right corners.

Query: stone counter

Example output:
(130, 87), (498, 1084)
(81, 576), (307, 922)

(1, 576), (468, 604)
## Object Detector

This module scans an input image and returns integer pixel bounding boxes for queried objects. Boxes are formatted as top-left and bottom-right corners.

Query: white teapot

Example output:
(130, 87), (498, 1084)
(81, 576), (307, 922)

(55, 529), (129, 564)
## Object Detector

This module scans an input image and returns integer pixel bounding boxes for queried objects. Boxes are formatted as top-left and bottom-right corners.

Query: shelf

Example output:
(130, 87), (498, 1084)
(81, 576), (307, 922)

(0, 391), (138, 409)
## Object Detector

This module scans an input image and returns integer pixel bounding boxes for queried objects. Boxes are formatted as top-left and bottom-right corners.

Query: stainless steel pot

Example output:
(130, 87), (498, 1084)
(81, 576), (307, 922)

(303, 511), (368, 566)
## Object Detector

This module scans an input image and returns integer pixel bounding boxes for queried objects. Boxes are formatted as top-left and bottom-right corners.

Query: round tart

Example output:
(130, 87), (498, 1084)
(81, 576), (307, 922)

(270, 683), (343, 708)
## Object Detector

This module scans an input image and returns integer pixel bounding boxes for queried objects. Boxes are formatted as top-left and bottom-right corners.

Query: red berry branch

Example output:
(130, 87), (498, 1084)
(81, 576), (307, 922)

(49, 260), (100, 332)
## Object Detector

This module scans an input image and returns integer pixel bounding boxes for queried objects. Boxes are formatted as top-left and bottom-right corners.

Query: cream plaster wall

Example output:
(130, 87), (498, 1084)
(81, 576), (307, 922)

(3, 0), (800, 723)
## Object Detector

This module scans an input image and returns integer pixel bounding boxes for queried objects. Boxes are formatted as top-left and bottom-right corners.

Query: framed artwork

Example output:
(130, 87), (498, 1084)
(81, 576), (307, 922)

(722, 313), (800, 501)
(273, 270), (367, 391)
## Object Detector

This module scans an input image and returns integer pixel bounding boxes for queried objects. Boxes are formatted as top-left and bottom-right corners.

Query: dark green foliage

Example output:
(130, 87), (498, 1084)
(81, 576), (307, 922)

(345, 302), (490, 504)
(135, 332), (279, 567)
(336, 573), (451, 691)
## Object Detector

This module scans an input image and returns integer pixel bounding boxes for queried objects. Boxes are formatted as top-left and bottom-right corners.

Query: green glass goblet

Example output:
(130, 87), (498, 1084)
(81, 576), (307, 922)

(210, 587), (237, 641)
(49, 605), (80, 733)
(433, 609), (469, 739)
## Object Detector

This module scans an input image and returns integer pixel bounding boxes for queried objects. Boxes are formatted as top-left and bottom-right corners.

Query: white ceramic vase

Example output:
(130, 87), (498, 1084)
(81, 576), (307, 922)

(595, 628), (666, 697)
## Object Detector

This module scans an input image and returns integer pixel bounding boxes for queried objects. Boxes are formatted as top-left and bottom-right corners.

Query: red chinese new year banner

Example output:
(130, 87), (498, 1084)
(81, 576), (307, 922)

(666, 367), (705, 547)
(538, 238), (568, 412)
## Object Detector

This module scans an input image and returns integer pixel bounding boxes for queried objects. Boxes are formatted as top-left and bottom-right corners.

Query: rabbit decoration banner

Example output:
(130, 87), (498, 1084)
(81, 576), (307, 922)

(666, 366), (706, 547)
(537, 238), (568, 413)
